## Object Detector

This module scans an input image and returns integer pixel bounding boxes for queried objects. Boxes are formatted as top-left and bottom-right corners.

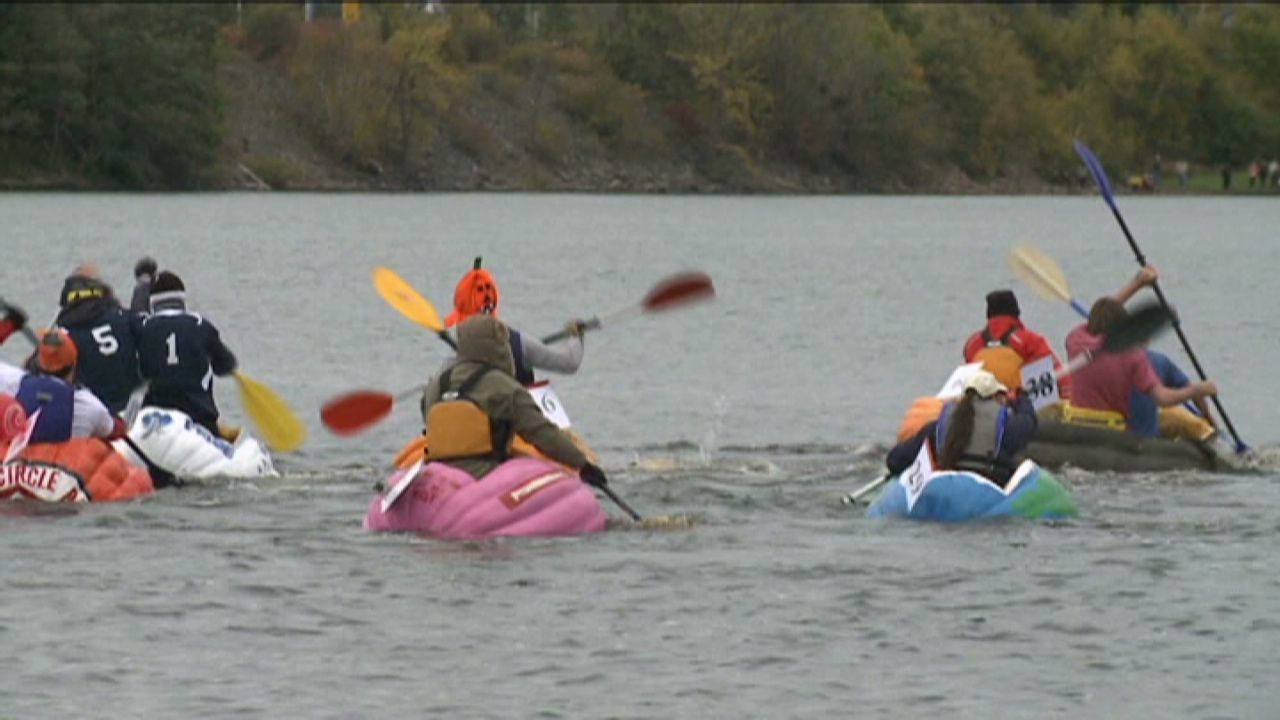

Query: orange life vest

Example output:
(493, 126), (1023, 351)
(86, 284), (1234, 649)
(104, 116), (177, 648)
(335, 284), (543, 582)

(972, 326), (1026, 393)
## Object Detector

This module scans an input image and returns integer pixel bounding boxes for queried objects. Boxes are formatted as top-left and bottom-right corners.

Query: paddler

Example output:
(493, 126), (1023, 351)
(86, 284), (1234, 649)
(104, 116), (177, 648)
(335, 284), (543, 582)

(54, 268), (145, 414)
(135, 271), (239, 439)
(0, 329), (126, 442)
(886, 370), (1038, 488)
(962, 289), (1071, 399)
(444, 257), (588, 383)
(1064, 288), (1217, 435)
(421, 313), (608, 487)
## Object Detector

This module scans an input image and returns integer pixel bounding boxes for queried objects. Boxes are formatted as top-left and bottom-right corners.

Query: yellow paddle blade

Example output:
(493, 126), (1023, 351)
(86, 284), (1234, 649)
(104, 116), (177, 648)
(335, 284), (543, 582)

(234, 371), (307, 453)
(1008, 244), (1072, 304)
(373, 266), (445, 333)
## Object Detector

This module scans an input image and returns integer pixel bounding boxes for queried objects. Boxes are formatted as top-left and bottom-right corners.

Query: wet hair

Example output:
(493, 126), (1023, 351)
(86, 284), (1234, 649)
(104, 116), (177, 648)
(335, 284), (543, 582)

(938, 390), (978, 471)
(1087, 297), (1128, 335)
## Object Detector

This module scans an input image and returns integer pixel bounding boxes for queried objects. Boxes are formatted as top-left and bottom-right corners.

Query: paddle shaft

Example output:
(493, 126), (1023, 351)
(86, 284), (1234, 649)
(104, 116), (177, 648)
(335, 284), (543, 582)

(1103, 199), (1247, 452)
(120, 435), (179, 489)
(841, 474), (889, 506)
(599, 484), (641, 521)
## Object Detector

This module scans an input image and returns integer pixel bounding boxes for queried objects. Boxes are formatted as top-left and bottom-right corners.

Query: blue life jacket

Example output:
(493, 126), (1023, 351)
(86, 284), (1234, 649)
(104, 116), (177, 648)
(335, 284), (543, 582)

(15, 374), (76, 443)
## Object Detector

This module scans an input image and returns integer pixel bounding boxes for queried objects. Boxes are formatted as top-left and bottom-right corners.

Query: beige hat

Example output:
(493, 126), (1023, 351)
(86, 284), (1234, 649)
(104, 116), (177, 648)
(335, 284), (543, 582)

(964, 370), (1009, 399)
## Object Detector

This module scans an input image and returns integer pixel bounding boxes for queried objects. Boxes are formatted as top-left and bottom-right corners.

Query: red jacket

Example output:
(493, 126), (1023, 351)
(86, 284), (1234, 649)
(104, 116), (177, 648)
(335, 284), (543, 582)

(963, 316), (1071, 398)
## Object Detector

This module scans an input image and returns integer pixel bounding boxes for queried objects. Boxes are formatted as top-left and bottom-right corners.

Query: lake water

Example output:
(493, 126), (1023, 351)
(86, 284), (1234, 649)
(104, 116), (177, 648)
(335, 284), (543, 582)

(2, 193), (1278, 719)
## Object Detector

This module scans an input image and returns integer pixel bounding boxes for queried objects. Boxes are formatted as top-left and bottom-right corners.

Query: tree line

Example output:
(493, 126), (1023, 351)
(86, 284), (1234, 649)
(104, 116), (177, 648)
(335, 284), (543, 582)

(2, 3), (1277, 190)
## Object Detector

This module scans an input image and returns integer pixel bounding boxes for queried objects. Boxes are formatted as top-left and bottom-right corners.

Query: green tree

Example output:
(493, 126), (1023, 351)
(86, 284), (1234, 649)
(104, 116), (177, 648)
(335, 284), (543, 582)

(0, 5), (87, 176)
(912, 5), (1052, 179)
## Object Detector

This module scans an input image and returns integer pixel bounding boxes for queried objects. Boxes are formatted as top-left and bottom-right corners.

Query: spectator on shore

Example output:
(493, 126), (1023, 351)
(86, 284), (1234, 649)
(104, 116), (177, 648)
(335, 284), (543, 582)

(1176, 160), (1189, 188)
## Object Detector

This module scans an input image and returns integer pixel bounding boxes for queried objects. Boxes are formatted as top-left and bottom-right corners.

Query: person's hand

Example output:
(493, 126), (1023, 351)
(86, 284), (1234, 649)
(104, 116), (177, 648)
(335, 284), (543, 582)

(1194, 380), (1218, 398)
(579, 462), (608, 488)
(2, 303), (28, 331)
(1134, 265), (1158, 286)
(564, 319), (588, 338)
(134, 256), (157, 281)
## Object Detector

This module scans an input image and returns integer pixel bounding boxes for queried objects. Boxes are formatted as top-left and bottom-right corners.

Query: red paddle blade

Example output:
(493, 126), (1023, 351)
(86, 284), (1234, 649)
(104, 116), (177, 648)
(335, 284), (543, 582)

(642, 271), (715, 312)
(320, 390), (395, 436)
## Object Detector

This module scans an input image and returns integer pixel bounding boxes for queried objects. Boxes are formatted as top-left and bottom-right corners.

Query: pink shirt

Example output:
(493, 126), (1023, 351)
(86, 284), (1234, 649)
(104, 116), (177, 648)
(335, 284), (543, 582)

(1064, 324), (1158, 419)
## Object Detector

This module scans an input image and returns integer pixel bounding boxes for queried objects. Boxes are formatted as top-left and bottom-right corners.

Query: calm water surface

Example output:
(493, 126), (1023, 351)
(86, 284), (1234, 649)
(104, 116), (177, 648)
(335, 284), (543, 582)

(2, 193), (1278, 719)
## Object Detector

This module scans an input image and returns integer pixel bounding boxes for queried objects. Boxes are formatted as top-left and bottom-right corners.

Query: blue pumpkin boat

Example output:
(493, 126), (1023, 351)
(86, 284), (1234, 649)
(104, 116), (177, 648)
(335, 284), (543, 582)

(866, 460), (1077, 522)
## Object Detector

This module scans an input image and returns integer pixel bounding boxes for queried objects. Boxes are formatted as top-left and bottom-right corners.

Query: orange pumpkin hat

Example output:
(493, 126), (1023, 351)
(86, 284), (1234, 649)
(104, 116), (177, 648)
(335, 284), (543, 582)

(444, 257), (501, 328)
(37, 328), (78, 375)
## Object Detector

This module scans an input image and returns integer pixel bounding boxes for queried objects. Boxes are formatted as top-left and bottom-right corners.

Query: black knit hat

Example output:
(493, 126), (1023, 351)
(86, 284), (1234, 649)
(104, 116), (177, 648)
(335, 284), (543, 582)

(985, 289), (1020, 318)
(151, 271), (185, 295)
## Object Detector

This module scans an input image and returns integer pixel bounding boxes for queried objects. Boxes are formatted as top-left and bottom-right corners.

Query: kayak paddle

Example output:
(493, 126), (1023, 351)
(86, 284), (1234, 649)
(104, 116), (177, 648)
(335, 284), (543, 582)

(323, 270), (717, 435)
(0, 295), (39, 346)
(1008, 244), (1089, 317)
(372, 266), (456, 349)
(320, 386), (422, 436)
(541, 270), (715, 344)
(234, 370), (307, 452)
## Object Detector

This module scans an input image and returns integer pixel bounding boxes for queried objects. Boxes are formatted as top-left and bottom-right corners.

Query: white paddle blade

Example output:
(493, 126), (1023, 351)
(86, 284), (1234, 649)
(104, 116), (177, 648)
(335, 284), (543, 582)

(1009, 244), (1072, 304)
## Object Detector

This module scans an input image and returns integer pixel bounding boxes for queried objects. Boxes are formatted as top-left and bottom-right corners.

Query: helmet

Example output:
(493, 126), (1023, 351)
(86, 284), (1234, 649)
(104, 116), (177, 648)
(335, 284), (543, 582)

(37, 328), (78, 375)
(444, 257), (501, 328)
(59, 273), (110, 307)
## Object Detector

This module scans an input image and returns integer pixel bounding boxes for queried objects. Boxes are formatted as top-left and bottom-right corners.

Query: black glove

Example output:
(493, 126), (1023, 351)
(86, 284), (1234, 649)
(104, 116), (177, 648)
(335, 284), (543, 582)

(2, 303), (28, 330)
(134, 256), (158, 281)
(579, 462), (608, 488)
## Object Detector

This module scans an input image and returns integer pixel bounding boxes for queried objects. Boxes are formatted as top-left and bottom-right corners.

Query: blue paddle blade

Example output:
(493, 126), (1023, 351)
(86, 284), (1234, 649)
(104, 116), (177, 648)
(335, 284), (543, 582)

(1073, 139), (1118, 210)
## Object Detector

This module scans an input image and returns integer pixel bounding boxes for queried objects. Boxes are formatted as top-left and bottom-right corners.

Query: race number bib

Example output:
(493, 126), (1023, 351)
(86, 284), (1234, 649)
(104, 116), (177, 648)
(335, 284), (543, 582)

(900, 440), (937, 511)
(1019, 356), (1060, 411)
(526, 381), (572, 429)
(936, 363), (985, 398)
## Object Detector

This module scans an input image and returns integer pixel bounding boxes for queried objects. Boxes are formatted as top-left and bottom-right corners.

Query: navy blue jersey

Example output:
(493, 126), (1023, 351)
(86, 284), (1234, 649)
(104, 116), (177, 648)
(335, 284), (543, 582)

(58, 307), (143, 414)
(137, 308), (237, 427)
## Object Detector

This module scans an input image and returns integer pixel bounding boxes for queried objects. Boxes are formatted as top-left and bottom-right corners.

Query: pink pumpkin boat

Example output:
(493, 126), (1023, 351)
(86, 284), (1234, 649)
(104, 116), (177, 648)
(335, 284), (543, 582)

(363, 456), (607, 539)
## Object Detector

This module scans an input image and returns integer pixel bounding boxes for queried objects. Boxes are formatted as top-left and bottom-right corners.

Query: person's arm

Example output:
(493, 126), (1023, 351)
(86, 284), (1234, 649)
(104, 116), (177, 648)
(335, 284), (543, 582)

(519, 332), (584, 374)
(76, 390), (118, 439)
(0, 362), (23, 395)
(1151, 380), (1217, 408)
(1112, 265), (1158, 304)
(130, 257), (156, 315)
(1192, 396), (1215, 425)
(205, 324), (238, 377)
(1000, 394), (1039, 456)
(506, 388), (589, 469)
(886, 422), (934, 475)
(1150, 349), (1215, 423)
